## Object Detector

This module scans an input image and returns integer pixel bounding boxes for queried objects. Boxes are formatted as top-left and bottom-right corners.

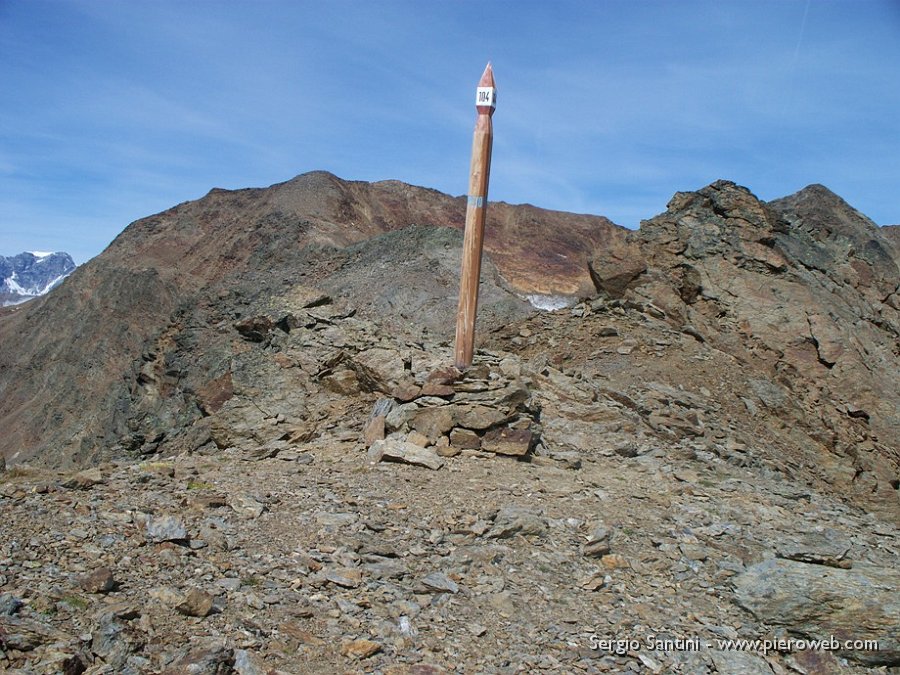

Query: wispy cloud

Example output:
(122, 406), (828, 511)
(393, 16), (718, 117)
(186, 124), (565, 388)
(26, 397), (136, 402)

(2, 0), (899, 261)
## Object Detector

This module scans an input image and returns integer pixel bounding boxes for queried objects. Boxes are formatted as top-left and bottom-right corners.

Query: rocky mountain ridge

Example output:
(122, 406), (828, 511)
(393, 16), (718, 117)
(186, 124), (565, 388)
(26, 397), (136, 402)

(0, 251), (75, 306)
(587, 180), (900, 520)
(0, 172), (898, 673)
(0, 172), (620, 468)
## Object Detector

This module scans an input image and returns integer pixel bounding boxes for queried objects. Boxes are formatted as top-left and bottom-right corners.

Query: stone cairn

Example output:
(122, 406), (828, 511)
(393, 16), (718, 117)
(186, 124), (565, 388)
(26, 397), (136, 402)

(363, 353), (542, 471)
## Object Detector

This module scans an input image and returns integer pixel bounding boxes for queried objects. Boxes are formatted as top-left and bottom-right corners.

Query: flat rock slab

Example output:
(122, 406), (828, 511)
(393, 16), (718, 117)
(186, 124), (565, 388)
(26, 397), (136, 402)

(228, 494), (266, 520)
(368, 439), (445, 470)
(733, 558), (900, 665)
(145, 515), (188, 543)
(421, 572), (459, 594)
(61, 467), (104, 489)
(481, 427), (532, 456)
(775, 528), (852, 568)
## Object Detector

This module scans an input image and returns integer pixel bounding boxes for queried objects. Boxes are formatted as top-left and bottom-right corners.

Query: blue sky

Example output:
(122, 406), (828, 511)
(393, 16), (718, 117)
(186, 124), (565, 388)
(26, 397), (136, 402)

(2, 0), (899, 264)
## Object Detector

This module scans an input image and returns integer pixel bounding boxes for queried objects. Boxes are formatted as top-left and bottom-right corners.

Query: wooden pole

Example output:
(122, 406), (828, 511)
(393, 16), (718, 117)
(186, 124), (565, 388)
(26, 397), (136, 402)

(454, 63), (496, 370)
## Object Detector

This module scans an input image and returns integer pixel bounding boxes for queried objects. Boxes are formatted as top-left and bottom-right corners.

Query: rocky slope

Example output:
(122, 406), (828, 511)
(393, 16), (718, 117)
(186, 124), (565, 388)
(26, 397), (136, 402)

(1, 308), (898, 674)
(0, 251), (75, 306)
(0, 171), (619, 468)
(0, 173), (898, 673)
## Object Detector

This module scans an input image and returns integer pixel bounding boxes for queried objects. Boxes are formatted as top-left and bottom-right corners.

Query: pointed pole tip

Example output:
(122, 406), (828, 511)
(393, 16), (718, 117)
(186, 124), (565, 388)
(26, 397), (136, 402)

(478, 62), (495, 88)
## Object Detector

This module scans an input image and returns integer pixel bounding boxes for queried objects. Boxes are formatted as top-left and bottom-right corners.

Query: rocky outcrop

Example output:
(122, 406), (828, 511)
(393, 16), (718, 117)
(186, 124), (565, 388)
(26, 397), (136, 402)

(734, 558), (900, 665)
(587, 181), (900, 519)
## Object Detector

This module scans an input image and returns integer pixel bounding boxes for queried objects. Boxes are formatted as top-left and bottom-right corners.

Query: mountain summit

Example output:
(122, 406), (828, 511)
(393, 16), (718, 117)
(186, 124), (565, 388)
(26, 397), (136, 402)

(0, 171), (620, 467)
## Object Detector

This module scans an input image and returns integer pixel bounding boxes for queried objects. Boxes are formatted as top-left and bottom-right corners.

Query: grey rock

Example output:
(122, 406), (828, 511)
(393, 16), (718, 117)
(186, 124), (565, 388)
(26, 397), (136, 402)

(234, 649), (270, 675)
(421, 572), (459, 594)
(371, 396), (396, 418)
(708, 650), (775, 674)
(384, 402), (418, 432)
(486, 505), (548, 539)
(583, 525), (611, 558)
(368, 438), (445, 470)
(363, 559), (407, 580)
(733, 558), (900, 665)
(228, 494), (266, 520)
(145, 515), (188, 543)
(544, 450), (583, 469)
(163, 643), (234, 675)
(92, 615), (145, 669)
(776, 528), (852, 568)
(541, 418), (607, 454)
(748, 379), (788, 410)
(0, 592), (23, 615)
(314, 511), (358, 527)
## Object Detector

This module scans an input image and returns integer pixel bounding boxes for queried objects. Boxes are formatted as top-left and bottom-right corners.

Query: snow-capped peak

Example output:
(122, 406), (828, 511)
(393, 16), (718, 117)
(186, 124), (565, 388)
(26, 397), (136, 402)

(1, 250), (77, 306)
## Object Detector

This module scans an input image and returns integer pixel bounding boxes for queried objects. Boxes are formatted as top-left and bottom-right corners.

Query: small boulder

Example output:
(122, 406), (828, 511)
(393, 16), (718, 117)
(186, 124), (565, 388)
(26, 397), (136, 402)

(481, 428), (533, 456)
(368, 439), (445, 471)
(175, 588), (215, 618)
(486, 505), (548, 539)
(78, 566), (118, 594)
(145, 515), (188, 543)
(340, 638), (381, 659)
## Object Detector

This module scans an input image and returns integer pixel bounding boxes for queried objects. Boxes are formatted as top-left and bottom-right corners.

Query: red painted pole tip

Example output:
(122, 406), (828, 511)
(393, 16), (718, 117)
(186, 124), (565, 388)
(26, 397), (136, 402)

(476, 63), (496, 115)
(479, 62), (495, 88)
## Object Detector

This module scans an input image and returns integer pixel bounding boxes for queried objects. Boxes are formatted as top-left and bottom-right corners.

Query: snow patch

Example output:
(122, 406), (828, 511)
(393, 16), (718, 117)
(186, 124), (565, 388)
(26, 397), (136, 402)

(36, 272), (69, 295)
(27, 251), (55, 259)
(4, 273), (28, 295)
(524, 294), (576, 311)
(2, 270), (72, 297)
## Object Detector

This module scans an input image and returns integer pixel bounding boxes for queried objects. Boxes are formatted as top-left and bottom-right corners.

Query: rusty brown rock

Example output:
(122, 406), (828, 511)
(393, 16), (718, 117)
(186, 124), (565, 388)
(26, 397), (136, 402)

(340, 638), (381, 659)
(481, 428), (532, 456)
(78, 566), (117, 594)
(449, 428), (481, 450)
(363, 415), (386, 445)
(409, 407), (455, 441)
(175, 588), (215, 617)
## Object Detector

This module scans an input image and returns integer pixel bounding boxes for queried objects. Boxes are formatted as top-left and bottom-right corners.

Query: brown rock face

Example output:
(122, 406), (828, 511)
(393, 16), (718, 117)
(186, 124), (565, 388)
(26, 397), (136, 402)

(0, 172), (618, 466)
(587, 180), (900, 518)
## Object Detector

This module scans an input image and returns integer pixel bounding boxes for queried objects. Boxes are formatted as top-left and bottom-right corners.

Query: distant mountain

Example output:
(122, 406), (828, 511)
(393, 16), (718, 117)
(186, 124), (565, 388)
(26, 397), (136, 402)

(0, 251), (76, 306)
